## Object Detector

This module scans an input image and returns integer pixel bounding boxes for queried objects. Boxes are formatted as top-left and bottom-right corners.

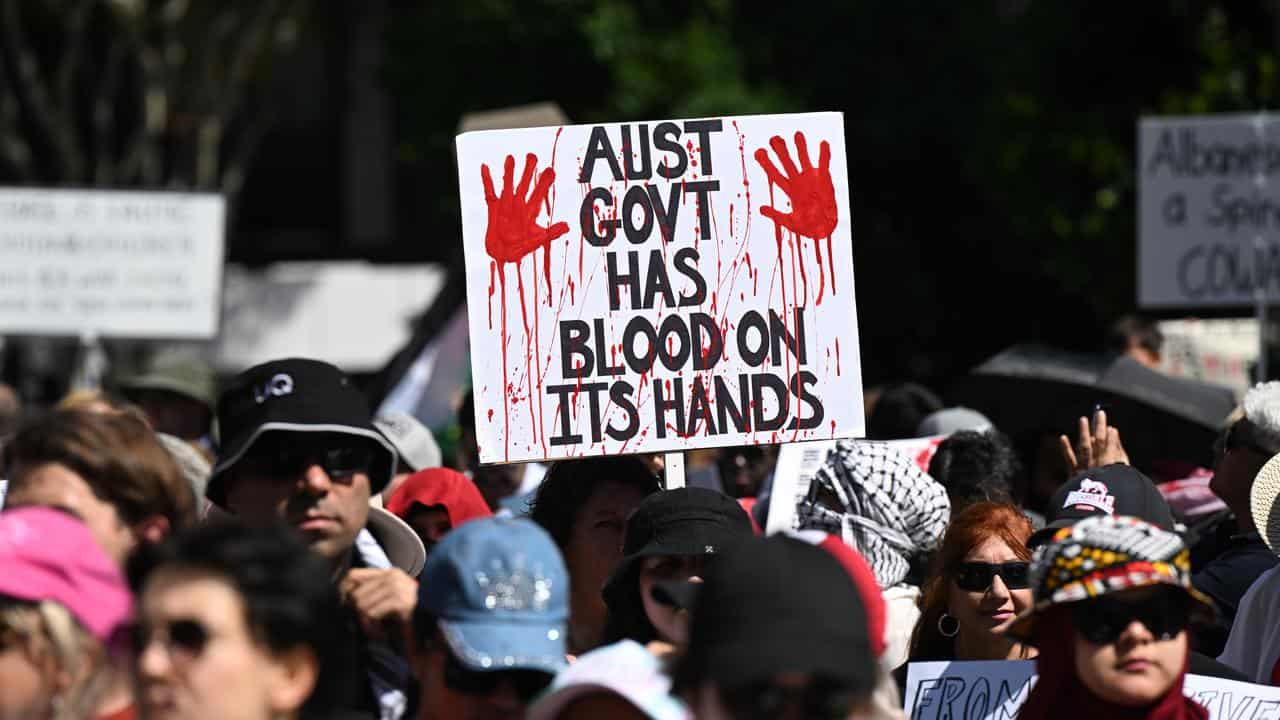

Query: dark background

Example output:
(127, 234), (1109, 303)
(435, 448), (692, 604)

(5, 0), (1279, 396)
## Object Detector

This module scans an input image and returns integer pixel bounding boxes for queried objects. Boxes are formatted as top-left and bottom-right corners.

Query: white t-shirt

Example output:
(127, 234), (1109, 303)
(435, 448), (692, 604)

(1219, 564), (1280, 683)
(883, 584), (922, 671)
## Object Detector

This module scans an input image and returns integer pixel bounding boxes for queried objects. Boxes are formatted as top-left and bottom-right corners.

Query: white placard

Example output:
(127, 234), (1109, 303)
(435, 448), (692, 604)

(764, 436), (944, 535)
(0, 188), (224, 339)
(765, 439), (837, 534)
(457, 113), (865, 464)
(1139, 113), (1280, 308)
(905, 660), (1280, 719)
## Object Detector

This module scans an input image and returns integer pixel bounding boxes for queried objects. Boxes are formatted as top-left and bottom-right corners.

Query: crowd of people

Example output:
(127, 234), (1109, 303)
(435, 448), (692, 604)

(2, 332), (1280, 719)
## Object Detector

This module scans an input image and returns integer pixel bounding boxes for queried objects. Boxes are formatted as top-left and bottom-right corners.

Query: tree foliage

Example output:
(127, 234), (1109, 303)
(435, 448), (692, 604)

(0, 0), (308, 204)
(386, 1), (1280, 386)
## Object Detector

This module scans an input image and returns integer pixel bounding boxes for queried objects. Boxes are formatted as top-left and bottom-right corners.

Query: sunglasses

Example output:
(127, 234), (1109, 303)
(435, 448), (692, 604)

(722, 678), (859, 720)
(953, 561), (1030, 592)
(443, 651), (551, 703)
(1071, 588), (1190, 645)
(131, 618), (211, 662)
(1213, 421), (1272, 464)
(242, 438), (373, 480)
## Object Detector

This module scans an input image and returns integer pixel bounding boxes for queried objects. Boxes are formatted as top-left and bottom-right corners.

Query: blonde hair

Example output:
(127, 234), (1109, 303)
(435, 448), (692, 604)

(0, 599), (113, 720)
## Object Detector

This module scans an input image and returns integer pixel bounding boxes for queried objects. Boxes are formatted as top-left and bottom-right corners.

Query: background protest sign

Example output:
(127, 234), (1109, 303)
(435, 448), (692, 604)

(1139, 113), (1280, 307)
(0, 188), (225, 339)
(905, 660), (1280, 719)
(765, 436), (943, 534)
(457, 112), (864, 464)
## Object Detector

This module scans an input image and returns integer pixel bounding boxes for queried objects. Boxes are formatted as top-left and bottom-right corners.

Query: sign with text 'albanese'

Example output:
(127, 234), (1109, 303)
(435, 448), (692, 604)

(1139, 114), (1280, 307)
(0, 188), (224, 339)
(458, 112), (864, 464)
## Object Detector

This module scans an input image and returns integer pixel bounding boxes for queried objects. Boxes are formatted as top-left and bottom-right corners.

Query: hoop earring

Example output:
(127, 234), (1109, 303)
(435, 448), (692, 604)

(937, 612), (960, 638)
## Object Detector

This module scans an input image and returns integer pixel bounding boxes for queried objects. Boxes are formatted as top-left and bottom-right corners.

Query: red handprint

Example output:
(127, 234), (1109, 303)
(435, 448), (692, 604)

(481, 153), (570, 264)
(754, 132), (837, 239)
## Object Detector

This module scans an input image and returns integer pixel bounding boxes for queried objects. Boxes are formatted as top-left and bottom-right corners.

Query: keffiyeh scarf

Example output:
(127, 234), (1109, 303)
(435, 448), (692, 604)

(798, 441), (950, 588)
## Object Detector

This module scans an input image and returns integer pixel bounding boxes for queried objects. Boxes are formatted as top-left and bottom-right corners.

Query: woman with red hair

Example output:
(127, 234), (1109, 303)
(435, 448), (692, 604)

(909, 502), (1038, 662)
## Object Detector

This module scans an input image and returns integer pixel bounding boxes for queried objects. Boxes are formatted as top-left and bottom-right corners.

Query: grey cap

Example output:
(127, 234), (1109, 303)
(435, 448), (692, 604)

(915, 407), (993, 437)
(156, 433), (211, 503)
(374, 412), (441, 473)
(117, 350), (217, 411)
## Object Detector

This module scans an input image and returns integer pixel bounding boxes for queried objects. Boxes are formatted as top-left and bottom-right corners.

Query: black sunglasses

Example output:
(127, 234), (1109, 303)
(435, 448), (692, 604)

(1071, 588), (1190, 645)
(953, 561), (1030, 592)
(131, 618), (210, 661)
(242, 437), (373, 479)
(443, 652), (551, 703)
(1214, 421), (1275, 465)
(722, 678), (859, 720)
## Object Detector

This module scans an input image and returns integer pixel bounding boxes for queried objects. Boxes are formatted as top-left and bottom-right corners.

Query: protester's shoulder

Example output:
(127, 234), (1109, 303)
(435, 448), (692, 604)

(1227, 562), (1280, 631)
(1195, 539), (1277, 578)
(1242, 562), (1280, 601)
(1188, 651), (1251, 682)
(1193, 539), (1279, 602)
(881, 584), (922, 602)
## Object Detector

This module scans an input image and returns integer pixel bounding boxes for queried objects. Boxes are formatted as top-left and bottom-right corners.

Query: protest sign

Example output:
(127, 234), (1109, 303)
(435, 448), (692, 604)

(764, 436), (941, 535)
(0, 188), (224, 339)
(1139, 113), (1280, 308)
(905, 660), (1280, 719)
(457, 113), (864, 464)
(765, 439), (836, 534)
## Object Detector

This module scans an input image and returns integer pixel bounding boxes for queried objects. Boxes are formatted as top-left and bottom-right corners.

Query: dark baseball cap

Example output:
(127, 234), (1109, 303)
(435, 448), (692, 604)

(207, 358), (396, 506)
(602, 487), (754, 606)
(1029, 463), (1175, 548)
(672, 534), (876, 694)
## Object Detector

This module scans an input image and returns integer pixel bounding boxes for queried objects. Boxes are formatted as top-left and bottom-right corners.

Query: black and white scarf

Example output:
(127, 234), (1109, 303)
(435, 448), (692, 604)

(798, 441), (950, 589)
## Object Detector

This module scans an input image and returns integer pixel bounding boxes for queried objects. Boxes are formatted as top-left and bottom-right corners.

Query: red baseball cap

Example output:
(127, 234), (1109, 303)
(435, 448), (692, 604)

(386, 468), (492, 527)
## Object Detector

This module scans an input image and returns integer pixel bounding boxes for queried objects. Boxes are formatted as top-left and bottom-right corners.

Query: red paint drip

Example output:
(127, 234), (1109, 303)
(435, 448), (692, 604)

(826, 235), (836, 294)
(533, 256), (547, 458)
(813, 233), (826, 305)
(487, 261), (496, 330)
(497, 265), (510, 461)
(836, 337), (842, 376)
(517, 261), (538, 450)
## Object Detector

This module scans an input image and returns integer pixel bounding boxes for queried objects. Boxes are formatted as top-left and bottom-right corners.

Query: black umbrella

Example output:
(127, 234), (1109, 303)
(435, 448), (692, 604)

(948, 345), (1237, 470)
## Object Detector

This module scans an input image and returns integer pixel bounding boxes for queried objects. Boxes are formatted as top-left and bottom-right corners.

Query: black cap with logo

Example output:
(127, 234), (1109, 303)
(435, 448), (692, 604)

(1029, 463), (1175, 548)
(207, 358), (397, 506)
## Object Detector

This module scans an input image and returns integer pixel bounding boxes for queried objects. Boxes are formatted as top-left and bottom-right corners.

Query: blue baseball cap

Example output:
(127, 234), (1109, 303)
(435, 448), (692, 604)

(418, 517), (568, 674)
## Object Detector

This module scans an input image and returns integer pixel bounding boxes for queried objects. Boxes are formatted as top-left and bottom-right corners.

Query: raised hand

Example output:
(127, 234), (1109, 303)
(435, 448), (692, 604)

(481, 153), (570, 264)
(754, 132), (838, 238)
(1059, 408), (1131, 476)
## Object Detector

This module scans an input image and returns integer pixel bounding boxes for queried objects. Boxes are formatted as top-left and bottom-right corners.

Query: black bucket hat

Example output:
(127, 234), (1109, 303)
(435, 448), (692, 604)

(602, 487), (754, 608)
(207, 358), (396, 506)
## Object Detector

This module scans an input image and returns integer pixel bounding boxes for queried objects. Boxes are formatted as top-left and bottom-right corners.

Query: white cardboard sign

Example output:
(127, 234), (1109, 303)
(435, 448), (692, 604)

(0, 188), (224, 339)
(764, 436), (944, 535)
(457, 112), (864, 464)
(906, 660), (1280, 719)
(1139, 113), (1280, 307)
